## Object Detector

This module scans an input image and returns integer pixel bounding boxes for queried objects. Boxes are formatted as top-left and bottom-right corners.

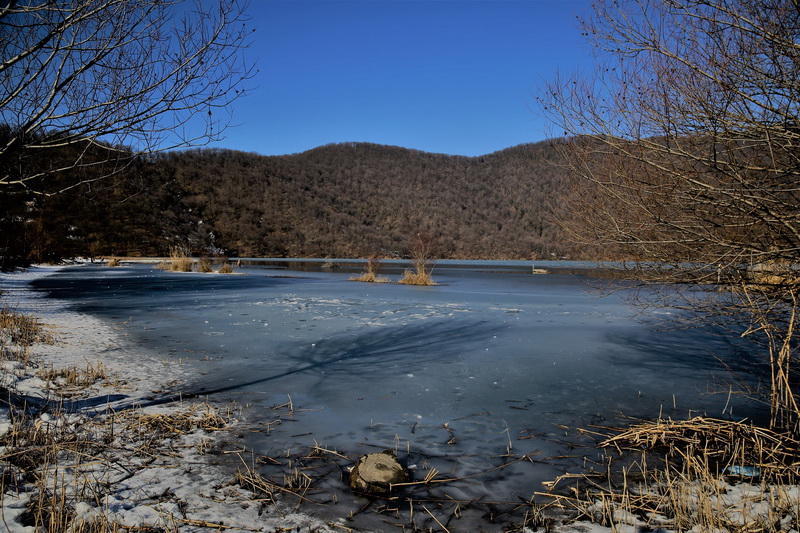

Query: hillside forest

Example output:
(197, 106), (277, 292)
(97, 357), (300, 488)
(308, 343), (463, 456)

(2, 140), (585, 267)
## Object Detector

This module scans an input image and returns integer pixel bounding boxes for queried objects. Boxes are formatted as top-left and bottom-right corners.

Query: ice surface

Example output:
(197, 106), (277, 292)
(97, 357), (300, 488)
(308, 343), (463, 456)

(30, 261), (767, 529)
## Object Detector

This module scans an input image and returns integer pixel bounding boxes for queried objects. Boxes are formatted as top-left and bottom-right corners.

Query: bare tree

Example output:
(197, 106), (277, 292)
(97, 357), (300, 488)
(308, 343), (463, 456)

(0, 0), (252, 194)
(543, 0), (800, 430)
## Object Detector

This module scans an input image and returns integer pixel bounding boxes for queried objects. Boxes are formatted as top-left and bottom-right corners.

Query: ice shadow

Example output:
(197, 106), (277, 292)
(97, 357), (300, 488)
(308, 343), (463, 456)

(0, 386), (127, 415)
(31, 265), (298, 305)
(603, 320), (770, 380)
(108, 319), (502, 411)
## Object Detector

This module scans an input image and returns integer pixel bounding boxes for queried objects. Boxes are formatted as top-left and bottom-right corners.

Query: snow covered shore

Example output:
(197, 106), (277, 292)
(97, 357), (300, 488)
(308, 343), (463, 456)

(1, 265), (796, 533)
(0, 265), (338, 532)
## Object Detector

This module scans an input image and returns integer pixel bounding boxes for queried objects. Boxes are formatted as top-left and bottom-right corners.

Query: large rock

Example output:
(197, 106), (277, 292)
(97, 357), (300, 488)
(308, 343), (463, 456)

(349, 451), (408, 493)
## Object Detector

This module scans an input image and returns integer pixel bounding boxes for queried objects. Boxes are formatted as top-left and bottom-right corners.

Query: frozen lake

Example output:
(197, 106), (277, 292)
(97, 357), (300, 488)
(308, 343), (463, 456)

(32, 261), (767, 529)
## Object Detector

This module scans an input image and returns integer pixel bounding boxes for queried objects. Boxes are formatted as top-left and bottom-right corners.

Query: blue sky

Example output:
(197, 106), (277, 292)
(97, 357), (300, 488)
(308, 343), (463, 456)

(214, 0), (594, 156)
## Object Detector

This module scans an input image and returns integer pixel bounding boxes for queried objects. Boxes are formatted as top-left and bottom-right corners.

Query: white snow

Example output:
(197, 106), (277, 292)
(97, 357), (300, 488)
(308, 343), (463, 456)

(0, 265), (340, 532)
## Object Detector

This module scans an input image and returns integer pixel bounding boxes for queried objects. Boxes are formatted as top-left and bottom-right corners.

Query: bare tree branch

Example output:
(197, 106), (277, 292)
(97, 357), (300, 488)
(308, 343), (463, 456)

(542, 0), (800, 430)
(0, 0), (253, 194)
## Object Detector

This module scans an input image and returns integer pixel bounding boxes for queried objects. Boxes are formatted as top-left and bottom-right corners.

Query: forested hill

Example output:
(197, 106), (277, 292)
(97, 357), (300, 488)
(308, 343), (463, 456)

(9, 140), (581, 264)
(163, 140), (571, 259)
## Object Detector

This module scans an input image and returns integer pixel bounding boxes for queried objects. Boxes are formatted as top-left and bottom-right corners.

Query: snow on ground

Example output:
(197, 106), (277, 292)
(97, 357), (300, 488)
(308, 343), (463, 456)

(2, 265), (795, 532)
(0, 265), (340, 532)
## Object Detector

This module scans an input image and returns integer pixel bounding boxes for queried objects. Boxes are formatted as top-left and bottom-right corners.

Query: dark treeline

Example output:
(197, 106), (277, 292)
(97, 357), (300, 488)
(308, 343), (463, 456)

(2, 140), (585, 266)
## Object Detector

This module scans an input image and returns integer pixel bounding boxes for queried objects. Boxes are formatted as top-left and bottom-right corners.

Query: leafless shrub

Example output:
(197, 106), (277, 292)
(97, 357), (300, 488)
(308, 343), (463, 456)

(350, 256), (390, 283)
(399, 233), (437, 286)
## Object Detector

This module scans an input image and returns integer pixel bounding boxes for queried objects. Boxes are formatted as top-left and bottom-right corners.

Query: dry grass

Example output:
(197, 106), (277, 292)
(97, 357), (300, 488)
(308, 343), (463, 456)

(0, 308), (54, 363)
(67, 516), (129, 532)
(232, 453), (316, 506)
(350, 256), (389, 283)
(0, 400), (232, 532)
(0, 301), (238, 531)
(156, 246), (193, 272)
(197, 256), (214, 273)
(118, 403), (229, 437)
(539, 417), (800, 531)
(234, 464), (279, 505)
(351, 271), (390, 283)
(37, 362), (108, 388)
(748, 261), (799, 287)
(217, 261), (234, 274)
(398, 269), (437, 286)
(105, 257), (120, 267)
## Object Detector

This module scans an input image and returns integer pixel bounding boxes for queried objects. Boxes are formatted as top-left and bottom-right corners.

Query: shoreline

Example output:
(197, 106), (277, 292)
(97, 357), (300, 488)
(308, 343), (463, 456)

(1, 266), (797, 532)
(0, 265), (340, 532)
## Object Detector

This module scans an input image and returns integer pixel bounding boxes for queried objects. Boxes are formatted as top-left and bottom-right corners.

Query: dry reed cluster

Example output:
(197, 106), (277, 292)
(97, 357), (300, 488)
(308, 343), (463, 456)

(0, 401), (232, 531)
(156, 248), (237, 274)
(0, 288), (239, 531)
(157, 246), (193, 272)
(0, 308), (53, 364)
(197, 256), (214, 272)
(105, 257), (120, 267)
(118, 403), (229, 437)
(539, 416), (800, 531)
(349, 257), (390, 283)
(37, 361), (108, 390)
(398, 269), (436, 286)
(348, 254), (437, 285)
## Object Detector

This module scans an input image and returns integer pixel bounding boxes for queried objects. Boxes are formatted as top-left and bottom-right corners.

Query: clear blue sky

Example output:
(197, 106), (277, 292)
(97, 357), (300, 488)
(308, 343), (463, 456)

(214, 0), (594, 157)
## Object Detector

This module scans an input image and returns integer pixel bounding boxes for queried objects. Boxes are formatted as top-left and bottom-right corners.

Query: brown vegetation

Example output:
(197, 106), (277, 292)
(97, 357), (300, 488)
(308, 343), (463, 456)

(398, 270), (437, 286)
(0, 399), (231, 531)
(4, 140), (575, 267)
(398, 233), (437, 286)
(350, 256), (390, 283)
(197, 256), (214, 273)
(105, 257), (120, 267)
(544, 0), (800, 432)
(0, 308), (53, 364)
(37, 362), (108, 389)
(157, 246), (193, 272)
(118, 403), (229, 437)
(217, 261), (234, 274)
(541, 417), (800, 531)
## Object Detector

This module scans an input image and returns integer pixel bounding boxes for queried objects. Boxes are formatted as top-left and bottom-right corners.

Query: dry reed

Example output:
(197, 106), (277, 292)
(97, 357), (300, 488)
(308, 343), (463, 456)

(399, 232), (437, 285)
(350, 256), (389, 283)
(157, 246), (193, 272)
(37, 362), (108, 388)
(118, 403), (229, 436)
(0, 400), (232, 531)
(0, 308), (51, 346)
(105, 257), (120, 267)
(217, 261), (234, 274)
(398, 269), (436, 286)
(539, 416), (800, 531)
(197, 256), (214, 273)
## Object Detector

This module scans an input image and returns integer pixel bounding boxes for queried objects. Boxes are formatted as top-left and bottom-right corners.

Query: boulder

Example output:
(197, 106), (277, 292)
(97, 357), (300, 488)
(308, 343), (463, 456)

(349, 450), (408, 493)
